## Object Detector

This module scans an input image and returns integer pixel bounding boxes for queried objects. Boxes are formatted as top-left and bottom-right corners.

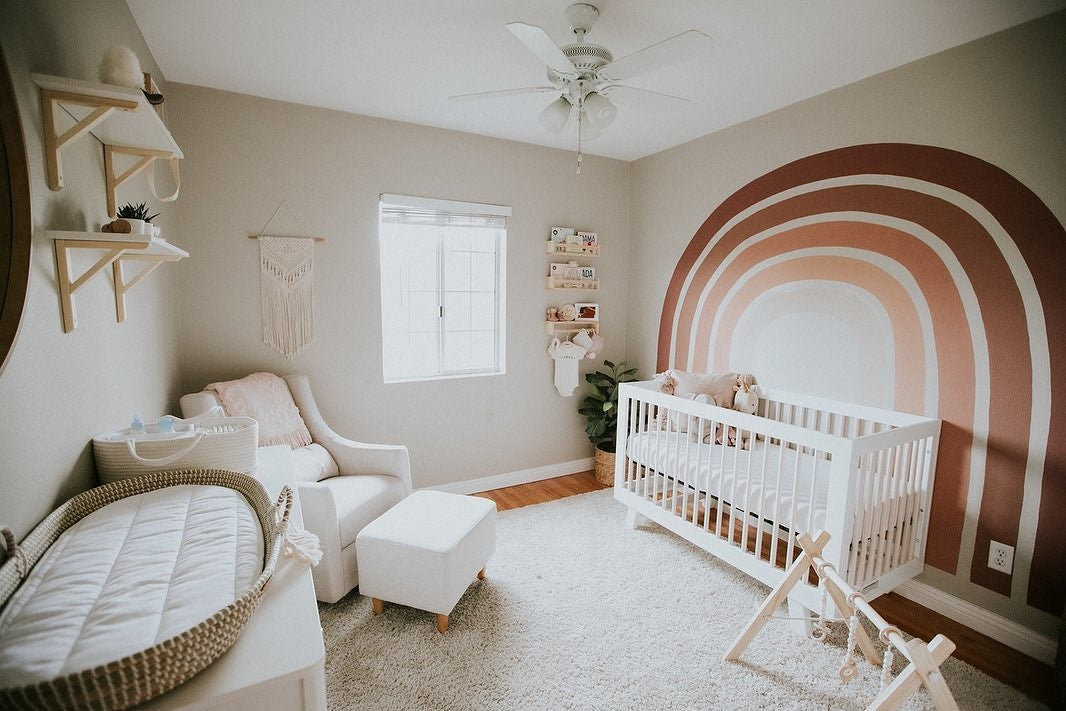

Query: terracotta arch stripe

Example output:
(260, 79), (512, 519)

(658, 144), (1065, 614)
(708, 256), (926, 415)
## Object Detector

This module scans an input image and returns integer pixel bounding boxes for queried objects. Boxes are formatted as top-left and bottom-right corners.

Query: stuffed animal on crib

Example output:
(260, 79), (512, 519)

(715, 374), (759, 449)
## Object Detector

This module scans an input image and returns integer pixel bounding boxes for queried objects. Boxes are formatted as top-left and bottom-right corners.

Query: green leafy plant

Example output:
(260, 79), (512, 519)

(116, 201), (159, 222)
(579, 360), (638, 453)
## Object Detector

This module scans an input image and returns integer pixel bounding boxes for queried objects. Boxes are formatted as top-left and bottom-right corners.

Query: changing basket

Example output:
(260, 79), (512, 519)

(0, 470), (294, 710)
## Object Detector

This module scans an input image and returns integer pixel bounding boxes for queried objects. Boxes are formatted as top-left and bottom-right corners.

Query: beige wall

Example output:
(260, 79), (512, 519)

(165, 84), (630, 489)
(0, 0), (183, 538)
(627, 13), (1066, 634)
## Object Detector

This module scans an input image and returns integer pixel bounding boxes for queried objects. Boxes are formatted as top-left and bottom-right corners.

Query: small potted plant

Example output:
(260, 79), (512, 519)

(115, 202), (159, 236)
(579, 360), (639, 486)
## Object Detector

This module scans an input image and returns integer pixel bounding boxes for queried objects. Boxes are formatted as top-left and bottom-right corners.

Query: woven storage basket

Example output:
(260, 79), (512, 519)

(594, 448), (616, 486)
(93, 408), (258, 483)
(0, 469), (292, 711)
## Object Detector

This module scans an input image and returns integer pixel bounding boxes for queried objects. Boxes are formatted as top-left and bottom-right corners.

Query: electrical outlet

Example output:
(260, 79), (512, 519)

(988, 540), (1014, 574)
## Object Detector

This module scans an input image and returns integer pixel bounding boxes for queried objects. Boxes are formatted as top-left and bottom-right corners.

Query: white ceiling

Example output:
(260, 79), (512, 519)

(127, 0), (1065, 162)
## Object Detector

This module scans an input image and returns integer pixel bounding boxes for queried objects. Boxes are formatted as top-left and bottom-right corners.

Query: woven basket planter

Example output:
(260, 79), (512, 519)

(0, 469), (293, 711)
(594, 448), (616, 486)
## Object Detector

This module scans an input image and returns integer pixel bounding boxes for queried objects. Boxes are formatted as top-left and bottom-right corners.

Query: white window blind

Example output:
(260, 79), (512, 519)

(378, 194), (508, 382)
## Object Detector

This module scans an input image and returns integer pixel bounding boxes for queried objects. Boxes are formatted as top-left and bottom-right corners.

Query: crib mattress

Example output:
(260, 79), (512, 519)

(625, 432), (915, 534)
(0, 485), (264, 687)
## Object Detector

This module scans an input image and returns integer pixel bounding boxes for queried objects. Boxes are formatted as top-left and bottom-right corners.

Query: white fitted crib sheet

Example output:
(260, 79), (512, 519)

(0, 485), (264, 687)
(625, 432), (915, 534)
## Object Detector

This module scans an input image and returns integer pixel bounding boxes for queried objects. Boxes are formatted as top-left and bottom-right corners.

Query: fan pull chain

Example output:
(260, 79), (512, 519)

(576, 97), (583, 175)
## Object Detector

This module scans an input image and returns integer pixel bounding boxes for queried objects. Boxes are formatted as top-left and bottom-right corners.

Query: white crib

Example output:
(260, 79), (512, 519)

(614, 381), (941, 629)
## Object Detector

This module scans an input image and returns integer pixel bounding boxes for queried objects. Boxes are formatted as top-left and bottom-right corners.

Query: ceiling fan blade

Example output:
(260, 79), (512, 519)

(599, 84), (691, 105)
(449, 86), (560, 102)
(506, 22), (578, 77)
(598, 30), (711, 81)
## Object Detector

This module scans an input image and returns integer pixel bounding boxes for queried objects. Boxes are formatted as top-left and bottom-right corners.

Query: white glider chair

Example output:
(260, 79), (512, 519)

(180, 374), (411, 603)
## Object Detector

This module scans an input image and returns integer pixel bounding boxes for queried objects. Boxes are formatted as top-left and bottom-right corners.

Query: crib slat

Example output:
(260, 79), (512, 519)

(806, 446), (820, 538)
(859, 451), (881, 586)
(714, 424), (728, 539)
(877, 443), (907, 579)
(863, 447), (889, 584)
(870, 446), (891, 581)
(622, 394), (631, 494)
(901, 438), (929, 566)
(784, 436), (803, 570)
(740, 425), (755, 552)
(898, 439), (922, 567)
(693, 416), (707, 525)
(846, 454), (868, 586)
(728, 425), (742, 546)
(753, 427), (771, 562)
(768, 428), (785, 570)
(641, 400), (652, 501)
(889, 441), (914, 568)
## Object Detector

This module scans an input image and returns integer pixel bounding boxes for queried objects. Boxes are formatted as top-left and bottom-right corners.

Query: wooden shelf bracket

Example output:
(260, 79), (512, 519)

(104, 144), (176, 217)
(53, 238), (143, 332)
(34, 74), (183, 215)
(40, 89), (138, 191)
(49, 231), (188, 332)
(112, 252), (181, 323)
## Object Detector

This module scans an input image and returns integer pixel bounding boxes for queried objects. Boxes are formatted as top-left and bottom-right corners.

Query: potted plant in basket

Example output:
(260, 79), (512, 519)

(579, 360), (639, 486)
(114, 201), (159, 236)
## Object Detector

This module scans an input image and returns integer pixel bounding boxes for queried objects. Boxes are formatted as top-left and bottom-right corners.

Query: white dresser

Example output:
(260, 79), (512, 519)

(142, 446), (327, 710)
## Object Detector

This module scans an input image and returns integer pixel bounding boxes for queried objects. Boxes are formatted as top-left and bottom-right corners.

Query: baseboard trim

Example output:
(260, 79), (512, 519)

(896, 579), (1058, 665)
(424, 458), (595, 495)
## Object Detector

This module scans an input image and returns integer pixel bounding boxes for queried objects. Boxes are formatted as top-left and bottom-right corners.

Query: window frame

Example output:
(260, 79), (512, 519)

(378, 193), (509, 384)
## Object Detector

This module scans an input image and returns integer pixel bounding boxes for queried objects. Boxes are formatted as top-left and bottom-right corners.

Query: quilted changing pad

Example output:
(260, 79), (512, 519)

(0, 484), (264, 688)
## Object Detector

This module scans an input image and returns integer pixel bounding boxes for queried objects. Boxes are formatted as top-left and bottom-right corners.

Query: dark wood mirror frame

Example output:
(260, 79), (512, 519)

(0, 48), (32, 377)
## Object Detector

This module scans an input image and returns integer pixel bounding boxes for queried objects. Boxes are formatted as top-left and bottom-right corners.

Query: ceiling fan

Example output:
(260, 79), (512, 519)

(450, 3), (711, 170)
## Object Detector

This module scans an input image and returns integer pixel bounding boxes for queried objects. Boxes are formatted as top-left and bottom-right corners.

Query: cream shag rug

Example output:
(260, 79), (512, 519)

(319, 490), (1045, 710)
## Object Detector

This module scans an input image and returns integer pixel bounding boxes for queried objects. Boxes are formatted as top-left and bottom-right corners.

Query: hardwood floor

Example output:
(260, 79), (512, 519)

(474, 471), (1054, 705)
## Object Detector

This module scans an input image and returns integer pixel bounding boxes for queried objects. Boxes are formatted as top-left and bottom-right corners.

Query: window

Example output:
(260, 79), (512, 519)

(378, 194), (508, 382)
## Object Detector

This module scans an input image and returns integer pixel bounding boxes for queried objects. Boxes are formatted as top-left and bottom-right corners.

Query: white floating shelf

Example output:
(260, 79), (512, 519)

(33, 74), (183, 216)
(32, 74), (182, 157)
(47, 230), (188, 332)
(546, 242), (599, 257)
(546, 277), (599, 291)
(545, 321), (599, 335)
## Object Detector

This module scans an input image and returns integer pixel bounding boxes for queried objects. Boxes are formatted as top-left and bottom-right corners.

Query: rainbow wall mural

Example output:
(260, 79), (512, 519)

(657, 143), (1064, 616)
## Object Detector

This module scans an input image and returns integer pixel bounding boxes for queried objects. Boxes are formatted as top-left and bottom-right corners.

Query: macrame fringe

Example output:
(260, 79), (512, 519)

(259, 236), (315, 359)
(283, 521), (323, 566)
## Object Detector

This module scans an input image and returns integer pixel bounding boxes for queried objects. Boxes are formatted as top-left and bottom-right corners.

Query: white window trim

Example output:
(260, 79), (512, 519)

(379, 194), (508, 384)
(380, 193), (512, 217)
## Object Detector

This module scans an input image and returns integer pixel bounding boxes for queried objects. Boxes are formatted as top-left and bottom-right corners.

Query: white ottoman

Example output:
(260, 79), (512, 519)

(355, 490), (496, 633)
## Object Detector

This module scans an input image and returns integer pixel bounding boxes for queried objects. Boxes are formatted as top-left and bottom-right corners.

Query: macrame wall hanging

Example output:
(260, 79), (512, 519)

(249, 201), (325, 359)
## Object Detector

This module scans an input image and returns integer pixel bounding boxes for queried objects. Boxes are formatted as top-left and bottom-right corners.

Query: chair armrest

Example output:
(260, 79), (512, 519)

(284, 374), (413, 495)
(318, 433), (412, 495)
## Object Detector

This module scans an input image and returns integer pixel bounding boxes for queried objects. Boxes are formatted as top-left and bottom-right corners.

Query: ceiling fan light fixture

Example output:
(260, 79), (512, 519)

(539, 96), (573, 133)
(582, 91), (616, 130)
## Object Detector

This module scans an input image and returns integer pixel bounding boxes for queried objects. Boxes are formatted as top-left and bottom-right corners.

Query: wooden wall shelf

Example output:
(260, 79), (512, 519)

(32, 74), (183, 216)
(48, 231), (188, 332)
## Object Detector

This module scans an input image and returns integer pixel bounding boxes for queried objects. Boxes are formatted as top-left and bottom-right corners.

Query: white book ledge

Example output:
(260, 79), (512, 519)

(142, 446), (327, 711)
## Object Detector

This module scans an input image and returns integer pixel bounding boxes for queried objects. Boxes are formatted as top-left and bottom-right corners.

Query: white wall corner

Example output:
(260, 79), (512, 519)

(896, 579), (1058, 665)
(423, 458), (595, 495)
